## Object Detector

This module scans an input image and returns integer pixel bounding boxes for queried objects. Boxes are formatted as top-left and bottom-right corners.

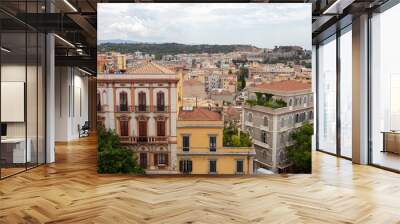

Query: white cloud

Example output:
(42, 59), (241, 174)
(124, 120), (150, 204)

(98, 3), (311, 49)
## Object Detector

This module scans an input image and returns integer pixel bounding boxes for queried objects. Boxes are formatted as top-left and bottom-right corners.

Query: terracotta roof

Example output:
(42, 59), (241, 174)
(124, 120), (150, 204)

(179, 108), (222, 121)
(127, 61), (174, 74)
(255, 80), (311, 92)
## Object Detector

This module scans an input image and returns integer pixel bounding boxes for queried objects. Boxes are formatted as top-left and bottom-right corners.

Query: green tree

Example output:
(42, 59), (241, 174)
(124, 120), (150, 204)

(239, 66), (249, 79)
(97, 124), (144, 174)
(155, 54), (163, 60)
(236, 66), (248, 91)
(97, 124), (120, 152)
(239, 132), (252, 147)
(231, 135), (241, 146)
(223, 124), (252, 147)
(287, 122), (313, 173)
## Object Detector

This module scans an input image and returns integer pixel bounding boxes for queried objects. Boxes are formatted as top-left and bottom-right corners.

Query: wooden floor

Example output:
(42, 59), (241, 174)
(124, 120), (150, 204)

(1, 135), (400, 224)
(372, 151), (400, 171)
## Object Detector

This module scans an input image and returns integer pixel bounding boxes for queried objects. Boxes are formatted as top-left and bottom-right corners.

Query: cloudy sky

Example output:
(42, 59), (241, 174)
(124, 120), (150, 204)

(98, 3), (311, 49)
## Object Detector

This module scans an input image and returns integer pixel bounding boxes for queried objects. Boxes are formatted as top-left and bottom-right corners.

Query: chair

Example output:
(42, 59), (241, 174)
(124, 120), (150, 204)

(79, 121), (90, 138)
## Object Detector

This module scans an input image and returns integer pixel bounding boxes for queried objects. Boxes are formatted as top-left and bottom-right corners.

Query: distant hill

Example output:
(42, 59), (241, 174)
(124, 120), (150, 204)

(97, 39), (138, 44)
(97, 42), (259, 56)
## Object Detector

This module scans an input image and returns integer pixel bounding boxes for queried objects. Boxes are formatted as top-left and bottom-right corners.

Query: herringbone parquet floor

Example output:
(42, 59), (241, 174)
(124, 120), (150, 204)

(1, 135), (400, 224)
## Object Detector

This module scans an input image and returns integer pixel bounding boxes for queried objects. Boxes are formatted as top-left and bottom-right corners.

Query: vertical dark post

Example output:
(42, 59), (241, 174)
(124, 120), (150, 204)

(336, 29), (341, 157)
(36, 0), (39, 167)
(315, 45), (319, 151)
(25, 1), (28, 171)
(367, 11), (373, 164)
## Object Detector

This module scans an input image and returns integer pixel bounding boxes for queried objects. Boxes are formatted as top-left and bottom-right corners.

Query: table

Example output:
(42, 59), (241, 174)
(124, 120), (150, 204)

(382, 131), (400, 154)
(1, 138), (31, 164)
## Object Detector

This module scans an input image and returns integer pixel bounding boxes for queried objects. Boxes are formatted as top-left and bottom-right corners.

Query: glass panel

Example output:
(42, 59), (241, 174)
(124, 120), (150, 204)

(183, 136), (189, 151)
(371, 4), (400, 171)
(38, 32), (45, 165)
(27, 31), (38, 169)
(209, 136), (216, 151)
(1, 30), (27, 177)
(317, 36), (337, 154)
(340, 28), (352, 158)
(0, 1), (46, 179)
(237, 160), (243, 173)
(209, 160), (216, 173)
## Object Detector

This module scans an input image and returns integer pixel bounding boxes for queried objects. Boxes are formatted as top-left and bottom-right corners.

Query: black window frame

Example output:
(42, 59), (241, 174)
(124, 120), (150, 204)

(209, 160), (217, 174)
(209, 135), (217, 152)
(236, 160), (244, 174)
(182, 135), (190, 152)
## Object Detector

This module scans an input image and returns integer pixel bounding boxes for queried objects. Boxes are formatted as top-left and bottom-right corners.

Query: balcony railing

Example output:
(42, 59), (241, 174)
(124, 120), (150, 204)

(115, 105), (134, 112)
(111, 105), (169, 113)
(135, 105), (150, 113)
(120, 136), (168, 144)
(154, 105), (169, 113)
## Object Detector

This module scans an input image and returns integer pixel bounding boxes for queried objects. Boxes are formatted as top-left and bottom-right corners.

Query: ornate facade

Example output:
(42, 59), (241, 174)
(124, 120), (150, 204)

(97, 61), (179, 174)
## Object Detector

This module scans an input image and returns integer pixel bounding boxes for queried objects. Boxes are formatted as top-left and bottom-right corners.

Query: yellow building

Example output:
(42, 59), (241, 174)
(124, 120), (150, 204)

(115, 54), (126, 71)
(177, 107), (255, 175)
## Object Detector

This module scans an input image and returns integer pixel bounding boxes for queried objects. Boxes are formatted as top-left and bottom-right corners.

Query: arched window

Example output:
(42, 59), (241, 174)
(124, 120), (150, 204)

(97, 92), (101, 112)
(263, 116), (268, 127)
(303, 96), (307, 104)
(294, 98), (298, 106)
(261, 131), (267, 143)
(156, 91), (165, 112)
(280, 117), (285, 128)
(138, 91), (146, 112)
(280, 134), (285, 145)
(120, 120), (129, 136)
(295, 114), (299, 123)
(309, 111), (313, 120)
(157, 120), (166, 136)
(289, 98), (293, 107)
(119, 91), (128, 111)
(248, 113), (253, 122)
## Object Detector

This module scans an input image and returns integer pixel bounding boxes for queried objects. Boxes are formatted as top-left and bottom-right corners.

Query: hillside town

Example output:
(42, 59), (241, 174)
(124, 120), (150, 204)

(97, 45), (313, 174)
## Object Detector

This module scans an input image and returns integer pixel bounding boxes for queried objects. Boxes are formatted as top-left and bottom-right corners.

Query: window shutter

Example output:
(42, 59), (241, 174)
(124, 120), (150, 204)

(154, 153), (158, 165)
(179, 160), (183, 172)
(165, 154), (169, 165)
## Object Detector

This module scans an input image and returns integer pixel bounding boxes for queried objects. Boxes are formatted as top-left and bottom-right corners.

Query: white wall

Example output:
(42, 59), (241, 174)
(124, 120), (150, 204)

(55, 67), (89, 141)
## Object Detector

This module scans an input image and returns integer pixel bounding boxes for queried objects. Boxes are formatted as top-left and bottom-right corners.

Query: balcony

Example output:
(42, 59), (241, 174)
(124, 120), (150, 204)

(154, 105), (169, 113)
(135, 105), (150, 113)
(120, 136), (168, 144)
(115, 105), (134, 112)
